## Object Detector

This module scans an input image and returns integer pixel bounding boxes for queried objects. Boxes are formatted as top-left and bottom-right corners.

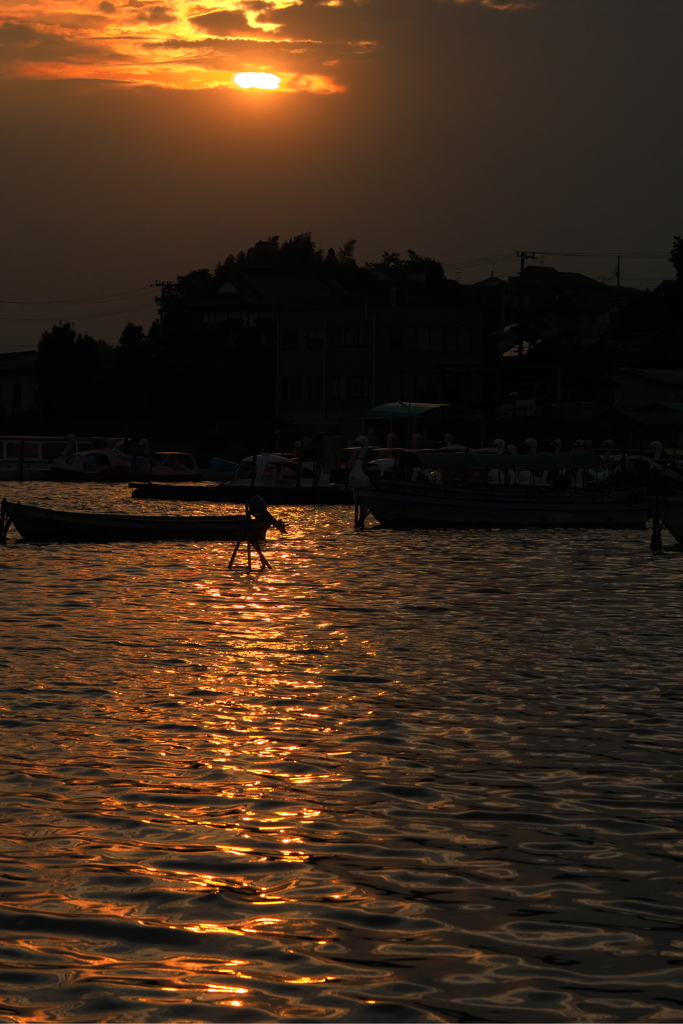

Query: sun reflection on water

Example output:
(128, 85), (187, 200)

(1, 492), (682, 1019)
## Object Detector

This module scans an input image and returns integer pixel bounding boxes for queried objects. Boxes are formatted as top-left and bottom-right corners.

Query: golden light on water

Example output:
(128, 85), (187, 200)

(233, 72), (282, 90)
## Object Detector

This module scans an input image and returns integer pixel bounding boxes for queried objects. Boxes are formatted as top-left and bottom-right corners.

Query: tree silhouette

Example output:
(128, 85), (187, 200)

(37, 322), (114, 431)
(669, 236), (683, 280)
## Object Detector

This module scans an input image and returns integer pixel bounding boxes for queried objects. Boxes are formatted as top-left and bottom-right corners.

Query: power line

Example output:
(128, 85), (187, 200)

(443, 250), (671, 272)
(0, 285), (156, 307)
(0, 301), (156, 323)
(534, 250), (669, 259)
(444, 252), (518, 269)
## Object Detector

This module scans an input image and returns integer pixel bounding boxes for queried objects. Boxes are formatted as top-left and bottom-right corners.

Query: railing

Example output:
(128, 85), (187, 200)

(0, 436), (92, 479)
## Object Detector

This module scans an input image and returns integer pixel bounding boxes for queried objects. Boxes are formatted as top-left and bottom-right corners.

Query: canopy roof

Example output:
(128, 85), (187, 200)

(364, 402), (449, 420)
(413, 450), (603, 470)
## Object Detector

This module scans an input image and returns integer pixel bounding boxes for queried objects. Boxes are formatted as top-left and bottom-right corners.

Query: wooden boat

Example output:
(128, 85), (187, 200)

(354, 450), (650, 530)
(130, 481), (353, 505)
(131, 453), (353, 504)
(0, 500), (272, 544)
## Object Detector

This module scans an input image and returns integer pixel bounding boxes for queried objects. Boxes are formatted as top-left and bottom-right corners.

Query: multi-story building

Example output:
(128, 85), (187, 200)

(275, 301), (482, 431)
(190, 265), (485, 438)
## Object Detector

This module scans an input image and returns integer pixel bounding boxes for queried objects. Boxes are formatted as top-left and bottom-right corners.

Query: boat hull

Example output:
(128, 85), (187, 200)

(2, 501), (267, 544)
(354, 484), (650, 530)
(130, 483), (353, 505)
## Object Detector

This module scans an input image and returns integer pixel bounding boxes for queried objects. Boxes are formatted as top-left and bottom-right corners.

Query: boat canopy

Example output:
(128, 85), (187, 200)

(363, 402), (449, 420)
(413, 450), (604, 470)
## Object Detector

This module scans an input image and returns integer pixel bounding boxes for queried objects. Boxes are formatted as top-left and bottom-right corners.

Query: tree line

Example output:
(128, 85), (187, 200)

(7, 232), (682, 456)
(18, 233), (448, 452)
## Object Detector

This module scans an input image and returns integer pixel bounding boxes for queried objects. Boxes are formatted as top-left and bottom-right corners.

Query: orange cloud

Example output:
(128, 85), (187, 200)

(0, 0), (532, 91)
(0, 0), (348, 90)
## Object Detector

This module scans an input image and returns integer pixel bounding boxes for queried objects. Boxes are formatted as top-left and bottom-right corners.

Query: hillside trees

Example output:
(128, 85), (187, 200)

(37, 323), (115, 431)
(33, 232), (450, 443)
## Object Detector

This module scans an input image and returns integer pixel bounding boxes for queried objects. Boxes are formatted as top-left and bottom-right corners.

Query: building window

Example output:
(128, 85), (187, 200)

(389, 371), (441, 402)
(443, 369), (469, 402)
(331, 377), (344, 398)
(387, 325), (472, 352)
(11, 383), (22, 410)
(330, 326), (369, 347)
(281, 377), (322, 401)
(281, 329), (298, 350)
(456, 329), (472, 352)
(415, 327), (431, 351)
(304, 377), (322, 400)
(281, 377), (302, 400)
(347, 376), (373, 399)
(202, 310), (228, 324)
(306, 328), (324, 349)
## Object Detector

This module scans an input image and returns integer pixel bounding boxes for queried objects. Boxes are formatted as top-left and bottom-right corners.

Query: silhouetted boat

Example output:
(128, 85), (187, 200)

(131, 453), (352, 503)
(354, 450), (650, 530)
(50, 447), (131, 481)
(0, 500), (271, 544)
(130, 481), (353, 504)
(148, 451), (202, 481)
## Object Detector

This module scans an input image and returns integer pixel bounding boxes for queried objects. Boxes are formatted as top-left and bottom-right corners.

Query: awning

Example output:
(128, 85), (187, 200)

(363, 402), (449, 420)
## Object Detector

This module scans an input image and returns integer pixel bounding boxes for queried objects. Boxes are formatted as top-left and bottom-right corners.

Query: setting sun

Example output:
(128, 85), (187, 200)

(233, 73), (282, 91)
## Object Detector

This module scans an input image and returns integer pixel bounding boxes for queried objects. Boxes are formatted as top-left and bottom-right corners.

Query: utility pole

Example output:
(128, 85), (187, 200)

(518, 251), (537, 277)
(153, 280), (168, 339)
(516, 252), (537, 357)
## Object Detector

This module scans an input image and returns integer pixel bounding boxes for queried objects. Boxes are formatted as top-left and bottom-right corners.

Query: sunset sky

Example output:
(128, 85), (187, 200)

(1, 0), (682, 349)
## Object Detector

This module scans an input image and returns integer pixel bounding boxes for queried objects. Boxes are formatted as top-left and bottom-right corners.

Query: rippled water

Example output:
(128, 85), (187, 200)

(1, 482), (683, 1022)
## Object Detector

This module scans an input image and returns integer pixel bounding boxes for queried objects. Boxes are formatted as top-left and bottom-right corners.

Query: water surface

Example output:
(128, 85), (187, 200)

(1, 482), (682, 1022)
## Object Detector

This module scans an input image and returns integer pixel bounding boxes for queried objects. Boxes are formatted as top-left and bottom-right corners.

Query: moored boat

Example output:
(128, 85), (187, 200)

(0, 499), (277, 544)
(130, 481), (353, 504)
(131, 452), (353, 504)
(148, 452), (202, 482)
(354, 450), (650, 530)
(50, 447), (131, 482)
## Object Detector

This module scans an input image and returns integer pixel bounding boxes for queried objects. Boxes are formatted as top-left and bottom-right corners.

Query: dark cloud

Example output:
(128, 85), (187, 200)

(0, 20), (123, 71)
(99, 1), (116, 12)
(241, 1), (278, 9)
(144, 31), (358, 77)
(131, 4), (176, 24)
(189, 10), (255, 37)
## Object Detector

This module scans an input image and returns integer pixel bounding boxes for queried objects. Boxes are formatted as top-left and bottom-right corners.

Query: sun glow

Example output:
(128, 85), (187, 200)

(233, 72), (282, 90)
(0, 1), (346, 93)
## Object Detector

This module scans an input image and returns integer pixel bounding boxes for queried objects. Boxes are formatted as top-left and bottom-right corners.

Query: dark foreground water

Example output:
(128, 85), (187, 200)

(1, 482), (683, 1023)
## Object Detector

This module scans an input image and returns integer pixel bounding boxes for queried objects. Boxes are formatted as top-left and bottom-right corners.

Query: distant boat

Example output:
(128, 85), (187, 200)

(50, 448), (131, 482)
(130, 481), (353, 505)
(228, 453), (331, 488)
(148, 452), (202, 482)
(130, 453), (352, 504)
(0, 500), (274, 544)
